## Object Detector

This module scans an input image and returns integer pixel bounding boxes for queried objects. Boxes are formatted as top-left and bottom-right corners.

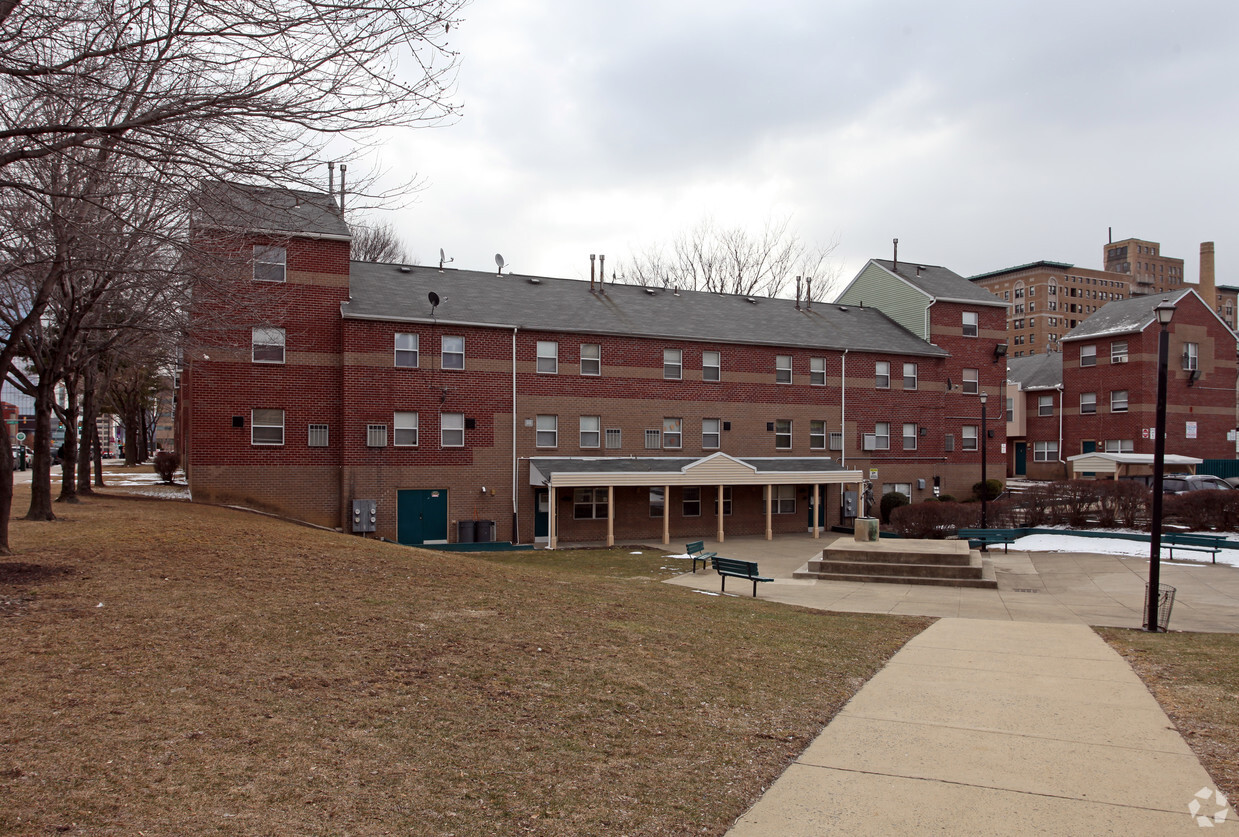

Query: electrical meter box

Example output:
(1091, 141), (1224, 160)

(842, 490), (857, 518)
(352, 499), (376, 533)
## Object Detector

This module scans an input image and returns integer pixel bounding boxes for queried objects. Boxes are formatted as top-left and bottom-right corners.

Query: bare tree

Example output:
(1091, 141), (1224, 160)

(351, 221), (412, 264)
(620, 216), (840, 299)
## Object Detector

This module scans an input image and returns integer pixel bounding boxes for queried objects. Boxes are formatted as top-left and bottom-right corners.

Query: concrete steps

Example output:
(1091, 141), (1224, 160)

(793, 538), (998, 589)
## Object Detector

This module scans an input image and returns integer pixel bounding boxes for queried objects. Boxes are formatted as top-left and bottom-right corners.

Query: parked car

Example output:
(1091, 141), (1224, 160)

(1120, 473), (1233, 493)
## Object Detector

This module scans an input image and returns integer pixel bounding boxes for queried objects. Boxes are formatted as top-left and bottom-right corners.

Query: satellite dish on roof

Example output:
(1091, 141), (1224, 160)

(495, 253), (505, 276)
(428, 291), (440, 316)
(439, 248), (452, 271)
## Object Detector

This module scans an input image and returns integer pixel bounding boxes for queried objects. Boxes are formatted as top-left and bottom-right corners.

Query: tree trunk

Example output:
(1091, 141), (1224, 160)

(26, 376), (57, 521)
(93, 421), (105, 487)
(78, 366), (98, 494)
(57, 372), (80, 504)
(0, 422), (13, 555)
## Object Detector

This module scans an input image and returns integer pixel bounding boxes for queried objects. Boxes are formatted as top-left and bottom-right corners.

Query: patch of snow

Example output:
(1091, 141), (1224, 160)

(693, 590), (721, 597)
(1012, 533), (1239, 568)
(665, 553), (692, 560)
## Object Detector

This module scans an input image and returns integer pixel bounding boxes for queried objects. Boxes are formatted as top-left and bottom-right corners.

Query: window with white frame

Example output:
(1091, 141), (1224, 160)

(574, 487), (608, 520)
(702, 418), (721, 449)
(662, 417), (682, 449)
(1038, 394), (1054, 416)
(810, 420), (826, 450)
(252, 327), (285, 363)
(682, 487), (701, 517)
(883, 483), (912, 498)
(1006, 397), (1014, 422)
(441, 412), (464, 447)
(1080, 344), (1096, 367)
(1104, 439), (1135, 453)
(875, 361), (890, 389)
(580, 343), (600, 376)
(1111, 341), (1127, 363)
(307, 423), (329, 447)
(773, 484), (796, 514)
(251, 408), (284, 445)
(962, 425), (978, 451)
(775, 354), (792, 384)
(393, 412), (418, 446)
(903, 362), (917, 390)
(1034, 440), (1058, 461)
(536, 341), (558, 374)
(580, 416), (600, 448)
(605, 427), (622, 449)
(441, 335), (465, 370)
(253, 245), (286, 283)
(536, 414), (558, 447)
(649, 486), (664, 518)
(873, 422), (890, 450)
(1080, 392), (1097, 414)
(774, 419), (792, 449)
(962, 311), (978, 337)
(962, 368), (979, 395)
(395, 332), (419, 368)
(645, 429), (661, 449)
(366, 424), (387, 447)
(1110, 390), (1128, 412)
(703, 350), (721, 382)
(903, 423), (918, 450)
(1183, 342), (1199, 371)
(664, 348), (682, 380)
(810, 357), (826, 386)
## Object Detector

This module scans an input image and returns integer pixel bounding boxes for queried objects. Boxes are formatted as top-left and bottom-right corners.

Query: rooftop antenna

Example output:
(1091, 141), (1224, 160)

(428, 291), (440, 317)
(495, 253), (506, 277)
(439, 248), (453, 272)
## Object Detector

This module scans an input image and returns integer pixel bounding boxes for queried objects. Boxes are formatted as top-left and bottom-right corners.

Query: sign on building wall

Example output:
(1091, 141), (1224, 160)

(1186, 421), (1198, 440)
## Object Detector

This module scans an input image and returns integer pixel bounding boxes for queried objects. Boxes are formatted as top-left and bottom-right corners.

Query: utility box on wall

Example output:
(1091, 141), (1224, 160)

(352, 499), (376, 533)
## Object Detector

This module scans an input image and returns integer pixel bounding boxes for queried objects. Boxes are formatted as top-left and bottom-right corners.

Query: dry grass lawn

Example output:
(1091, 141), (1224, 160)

(1, 482), (930, 836)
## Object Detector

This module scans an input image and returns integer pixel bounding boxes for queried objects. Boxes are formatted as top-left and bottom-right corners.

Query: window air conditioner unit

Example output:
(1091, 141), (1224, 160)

(862, 434), (877, 451)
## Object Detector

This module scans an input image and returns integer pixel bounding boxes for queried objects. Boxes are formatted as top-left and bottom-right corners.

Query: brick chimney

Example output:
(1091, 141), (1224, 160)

(1200, 242), (1217, 311)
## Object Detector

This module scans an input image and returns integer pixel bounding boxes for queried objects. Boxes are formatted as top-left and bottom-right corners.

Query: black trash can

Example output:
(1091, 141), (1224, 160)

(1144, 583), (1176, 632)
(475, 520), (495, 543)
(456, 519), (476, 543)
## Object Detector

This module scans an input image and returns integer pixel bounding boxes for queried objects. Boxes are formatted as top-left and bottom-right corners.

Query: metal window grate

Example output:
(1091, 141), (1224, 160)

(308, 423), (329, 447)
(367, 424), (387, 447)
(645, 429), (661, 449)
(605, 428), (622, 449)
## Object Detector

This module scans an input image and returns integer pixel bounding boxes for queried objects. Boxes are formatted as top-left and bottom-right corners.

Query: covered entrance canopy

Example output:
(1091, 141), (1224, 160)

(529, 452), (863, 548)
(1066, 452), (1202, 480)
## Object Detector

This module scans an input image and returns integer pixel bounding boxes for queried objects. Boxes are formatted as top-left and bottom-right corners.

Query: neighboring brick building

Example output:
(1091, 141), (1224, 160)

(181, 185), (1010, 546)
(1005, 289), (1238, 479)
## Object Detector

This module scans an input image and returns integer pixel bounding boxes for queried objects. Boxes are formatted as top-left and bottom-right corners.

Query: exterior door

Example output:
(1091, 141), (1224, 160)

(534, 489), (549, 541)
(1081, 440), (1096, 478)
(1014, 442), (1027, 476)
(397, 489), (449, 545)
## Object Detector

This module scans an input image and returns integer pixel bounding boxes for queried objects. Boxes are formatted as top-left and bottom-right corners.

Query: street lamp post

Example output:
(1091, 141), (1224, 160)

(980, 390), (989, 552)
(1146, 299), (1175, 632)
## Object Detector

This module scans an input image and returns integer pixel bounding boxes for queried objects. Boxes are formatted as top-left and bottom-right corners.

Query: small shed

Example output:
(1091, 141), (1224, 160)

(1066, 452), (1203, 480)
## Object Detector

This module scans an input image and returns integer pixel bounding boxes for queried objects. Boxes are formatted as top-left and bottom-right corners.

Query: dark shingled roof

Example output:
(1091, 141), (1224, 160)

(969, 260), (1075, 282)
(343, 262), (950, 356)
(1061, 288), (1193, 342)
(1005, 352), (1062, 390)
(870, 259), (1007, 307)
(193, 182), (350, 239)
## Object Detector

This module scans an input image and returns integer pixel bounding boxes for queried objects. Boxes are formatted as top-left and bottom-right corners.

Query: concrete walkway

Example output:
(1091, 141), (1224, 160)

(726, 618), (1236, 835)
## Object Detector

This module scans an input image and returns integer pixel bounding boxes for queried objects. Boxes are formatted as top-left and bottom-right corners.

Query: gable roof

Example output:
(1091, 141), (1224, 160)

(1061, 288), (1203, 342)
(342, 262), (951, 356)
(192, 182), (351, 240)
(868, 259), (1007, 307)
(1005, 351), (1062, 390)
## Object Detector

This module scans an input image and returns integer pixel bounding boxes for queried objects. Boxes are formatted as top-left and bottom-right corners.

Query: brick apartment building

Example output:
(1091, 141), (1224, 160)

(179, 184), (1009, 546)
(1005, 288), (1238, 479)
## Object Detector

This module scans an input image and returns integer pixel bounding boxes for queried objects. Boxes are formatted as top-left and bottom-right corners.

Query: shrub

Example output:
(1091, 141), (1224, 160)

(972, 479), (1004, 502)
(889, 501), (979, 539)
(1163, 491), (1239, 531)
(879, 491), (909, 523)
(153, 450), (180, 484)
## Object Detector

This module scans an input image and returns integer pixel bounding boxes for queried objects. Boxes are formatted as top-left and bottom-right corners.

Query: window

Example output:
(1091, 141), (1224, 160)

(873, 422), (890, 450)
(1005, 397), (1014, 422)
(715, 486), (733, 516)
(962, 311), (978, 337)
(395, 333), (419, 368)
(944, 433), (955, 452)
(962, 368), (979, 395)
(1080, 392), (1096, 414)
(664, 348), (682, 379)
(875, 361), (890, 389)
(903, 423), (918, 450)
(774, 419), (792, 449)
(775, 355), (792, 384)
(810, 420), (826, 450)
(810, 357), (826, 386)
(645, 429), (661, 449)
(773, 485), (795, 514)
(441, 412), (464, 447)
(307, 423), (329, 447)
(703, 350), (721, 382)
(574, 487), (608, 520)
(682, 487), (701, 517)
(579, 415), (600, 448)
(253, 245), (286, 283)
(883, 483), (912, 498)
(1111, 390), (1128, 412)
(903, 362), (917, 390)
(962, 425), (978, 451)
(442, 335), (464, 370)
(1080, 344), (1096, 367)
(663, 417), (682, 449)
(394, 412), (418, 446)
(536, 341), (558, 374)
(252, 327), (285, 363)
(580, 343), (601, 376)
(649, 487), (664, 518)
(251, 408), (284, 445)
(367, 424), (387, 447)
(1183, 342), (1199, 371)
(605, 427), (622, 449)
(536, 414), (558, 447)
(1104, 439), (1135, 453)
(1034, 440), (1058, 461)
(702, 418), (721, 449)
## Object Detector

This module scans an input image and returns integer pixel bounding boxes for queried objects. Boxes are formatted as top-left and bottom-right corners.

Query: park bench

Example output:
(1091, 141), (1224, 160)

(686, 540), (717, 573)
(956, 528), (1021, 553)
(713, 557), (773, 597)
(1161, 532), (1226, 563)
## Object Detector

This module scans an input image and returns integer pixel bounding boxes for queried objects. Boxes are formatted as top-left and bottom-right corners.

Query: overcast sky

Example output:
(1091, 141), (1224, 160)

(359, 0), (1238, 297)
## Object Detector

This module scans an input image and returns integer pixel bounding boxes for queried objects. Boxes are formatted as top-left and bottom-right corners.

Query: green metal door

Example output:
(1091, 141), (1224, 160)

(1081, 440), (1096, 478)
(398, 489), (449, 545)
(1015, 442), (1027, 476)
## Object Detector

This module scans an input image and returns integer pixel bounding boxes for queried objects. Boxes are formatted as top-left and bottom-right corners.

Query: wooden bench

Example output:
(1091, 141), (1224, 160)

(686, 540), (717, 573)
(1162, 532), (1226, 563)
(713, 557), (773, 597)
(956, 528), (1020, 553)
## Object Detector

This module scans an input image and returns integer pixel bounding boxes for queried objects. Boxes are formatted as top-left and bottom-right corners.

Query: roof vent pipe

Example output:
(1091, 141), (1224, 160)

(893, 238), (899, 271)
(806, 278), (812, 310)
(590, 254), (596, 292)
(339, 164), (347, 215)
(328, 161), (335, 197)
(599, 254), (605, 286)
(795, 275), (802, 310)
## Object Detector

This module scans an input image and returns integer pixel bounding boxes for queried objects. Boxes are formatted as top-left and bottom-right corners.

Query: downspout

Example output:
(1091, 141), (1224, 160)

(512, 327), (519, 543)
(1056, 384), (1065, 477)
(840, 350), (848, 468)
